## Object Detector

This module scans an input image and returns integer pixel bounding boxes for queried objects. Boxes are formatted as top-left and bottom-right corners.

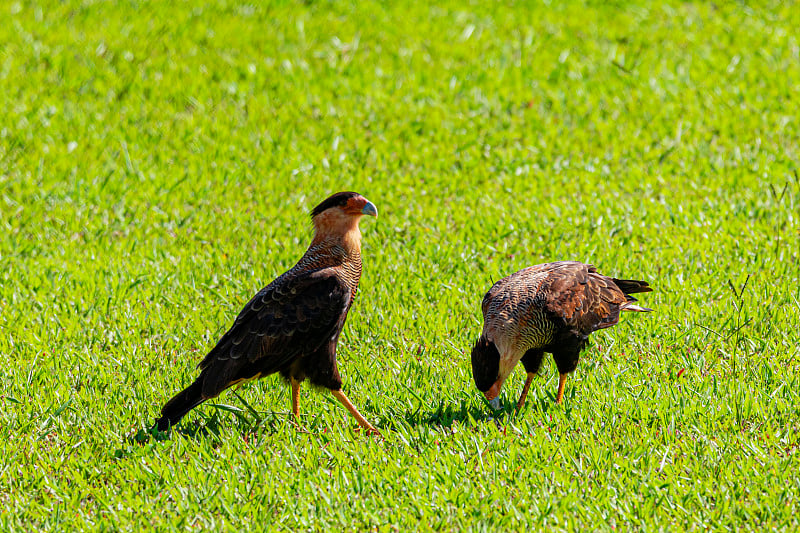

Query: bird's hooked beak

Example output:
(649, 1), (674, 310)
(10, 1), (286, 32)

(361, 200), (378, 218)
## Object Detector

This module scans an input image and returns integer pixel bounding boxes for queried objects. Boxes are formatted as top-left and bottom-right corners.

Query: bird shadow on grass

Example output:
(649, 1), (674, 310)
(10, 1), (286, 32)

(393, 392), (569, 431)
(120, 396), (536, 454)
(121, 403), (291, 454)
(395, 398), (502, 429)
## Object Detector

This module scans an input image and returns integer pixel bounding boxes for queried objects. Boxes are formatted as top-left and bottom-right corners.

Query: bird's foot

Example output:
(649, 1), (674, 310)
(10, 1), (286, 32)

(331, 389), (382, 438)
(352, 420), (382, 438)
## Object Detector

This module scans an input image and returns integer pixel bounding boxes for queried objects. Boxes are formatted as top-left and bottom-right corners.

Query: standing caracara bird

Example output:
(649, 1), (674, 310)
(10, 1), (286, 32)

(471, 261), (652, 412)
(155, 191), (380, 435)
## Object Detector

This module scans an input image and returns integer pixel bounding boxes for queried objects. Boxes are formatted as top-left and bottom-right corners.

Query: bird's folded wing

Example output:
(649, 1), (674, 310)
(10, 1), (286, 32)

(544, 265), (624, 336)
(198, 268), (350, 373)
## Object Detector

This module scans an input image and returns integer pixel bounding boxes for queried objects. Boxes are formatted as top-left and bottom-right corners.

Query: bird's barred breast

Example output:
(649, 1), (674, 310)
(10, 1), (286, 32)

(338, 256), (362, 300)
(292, 242), (362, 296)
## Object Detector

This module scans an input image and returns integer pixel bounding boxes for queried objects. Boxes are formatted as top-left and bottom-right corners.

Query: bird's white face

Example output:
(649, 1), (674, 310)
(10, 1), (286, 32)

(311, 194), (378, 246)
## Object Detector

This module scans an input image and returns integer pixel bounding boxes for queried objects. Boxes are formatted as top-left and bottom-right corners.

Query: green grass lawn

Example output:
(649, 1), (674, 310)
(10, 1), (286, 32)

(2, 0), (799, 530)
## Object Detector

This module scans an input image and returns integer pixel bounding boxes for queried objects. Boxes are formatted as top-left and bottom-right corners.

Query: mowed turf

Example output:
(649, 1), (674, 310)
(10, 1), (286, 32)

(2, 0), (799, 530)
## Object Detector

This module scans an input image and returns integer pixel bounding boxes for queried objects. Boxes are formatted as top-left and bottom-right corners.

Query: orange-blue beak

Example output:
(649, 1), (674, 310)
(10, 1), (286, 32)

(362, 201), (378, 218)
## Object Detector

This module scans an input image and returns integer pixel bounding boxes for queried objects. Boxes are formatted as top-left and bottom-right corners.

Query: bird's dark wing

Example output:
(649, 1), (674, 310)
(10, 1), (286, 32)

(543, 263), (627, 337)
(197, 268), (351, 397)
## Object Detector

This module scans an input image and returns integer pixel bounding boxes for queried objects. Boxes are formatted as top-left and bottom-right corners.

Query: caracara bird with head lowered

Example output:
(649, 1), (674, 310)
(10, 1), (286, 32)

(471, 261), (652, 412)
(155, 191), (380, 435)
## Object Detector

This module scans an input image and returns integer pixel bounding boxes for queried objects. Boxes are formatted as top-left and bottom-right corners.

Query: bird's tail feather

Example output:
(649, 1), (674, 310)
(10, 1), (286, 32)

(612, 278), (652, 295)
(155, 378), (206, 431)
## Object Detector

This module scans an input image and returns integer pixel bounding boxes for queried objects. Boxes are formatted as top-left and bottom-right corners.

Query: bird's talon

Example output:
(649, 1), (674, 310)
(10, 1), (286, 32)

(353, 424), (382, 438)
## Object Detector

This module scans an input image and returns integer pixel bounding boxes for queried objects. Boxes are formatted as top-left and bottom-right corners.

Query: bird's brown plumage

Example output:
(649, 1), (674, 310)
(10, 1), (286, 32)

(472, 261), (652, 411)
(155, 191), (379, 434)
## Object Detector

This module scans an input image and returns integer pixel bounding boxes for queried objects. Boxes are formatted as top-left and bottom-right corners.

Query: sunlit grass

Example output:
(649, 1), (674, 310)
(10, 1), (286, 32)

(2, 0), (799, 530)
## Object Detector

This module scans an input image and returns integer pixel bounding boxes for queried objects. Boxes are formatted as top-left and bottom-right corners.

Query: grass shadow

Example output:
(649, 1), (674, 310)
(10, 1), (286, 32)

(122, 404), (294, 452)
(396, 390), (571, 431)
(397, 398), (503, 429)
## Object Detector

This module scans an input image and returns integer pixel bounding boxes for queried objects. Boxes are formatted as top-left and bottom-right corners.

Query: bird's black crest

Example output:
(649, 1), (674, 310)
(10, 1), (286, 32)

(470, 335), (500, 393)
(310, 191), (361, 218)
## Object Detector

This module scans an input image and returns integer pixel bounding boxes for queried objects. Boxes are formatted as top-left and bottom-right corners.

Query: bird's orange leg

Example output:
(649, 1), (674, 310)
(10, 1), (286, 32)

(515, 372), (536, 415)
(555, 373), (568, 404)
(291, 378), (301, 418)
(330, 390), (381, 437)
